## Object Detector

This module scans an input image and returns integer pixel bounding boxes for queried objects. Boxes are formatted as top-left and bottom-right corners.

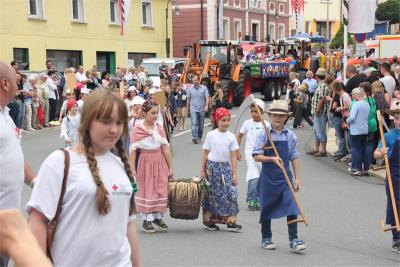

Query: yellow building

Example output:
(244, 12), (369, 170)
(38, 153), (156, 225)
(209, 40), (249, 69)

(289, 0), (341, 40)
(0, 0), (173, 73)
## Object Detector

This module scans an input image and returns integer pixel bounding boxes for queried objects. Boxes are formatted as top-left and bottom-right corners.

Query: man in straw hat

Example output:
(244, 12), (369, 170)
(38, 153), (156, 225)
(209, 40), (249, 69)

(307, 68), (329, 157)
(253, 100), (306, 251)
(374, 103), (400, 253)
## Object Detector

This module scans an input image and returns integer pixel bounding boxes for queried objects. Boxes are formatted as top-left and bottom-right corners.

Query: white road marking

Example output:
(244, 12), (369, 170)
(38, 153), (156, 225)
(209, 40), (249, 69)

(173, 114), (237, 137)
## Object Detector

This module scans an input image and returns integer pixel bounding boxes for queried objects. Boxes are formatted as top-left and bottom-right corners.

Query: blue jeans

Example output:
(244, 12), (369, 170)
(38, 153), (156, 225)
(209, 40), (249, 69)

(190, 111), (205, 139)
(261, 215), (298, 241)
(313, 115), (327, 143)
(246, 178), (259, 202)
(333, 116), (346, 156)
(365, 132), (377, 169)
(349, 134), (368, 172)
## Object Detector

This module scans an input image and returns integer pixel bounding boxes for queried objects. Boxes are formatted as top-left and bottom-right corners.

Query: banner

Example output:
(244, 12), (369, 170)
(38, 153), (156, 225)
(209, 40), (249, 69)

(348, 0), (376, 34)
(291, 0), (304, 34)
(261, 62), (290, 78)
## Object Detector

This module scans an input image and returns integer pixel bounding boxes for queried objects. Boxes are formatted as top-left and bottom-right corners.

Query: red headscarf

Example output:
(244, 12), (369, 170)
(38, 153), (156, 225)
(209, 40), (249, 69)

(67, 99), (78, 111)
(213, 107), (230, 123)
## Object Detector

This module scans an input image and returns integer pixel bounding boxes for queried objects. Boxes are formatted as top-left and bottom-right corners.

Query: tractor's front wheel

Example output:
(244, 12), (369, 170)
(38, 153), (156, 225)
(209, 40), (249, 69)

(233, 69), (251, 107)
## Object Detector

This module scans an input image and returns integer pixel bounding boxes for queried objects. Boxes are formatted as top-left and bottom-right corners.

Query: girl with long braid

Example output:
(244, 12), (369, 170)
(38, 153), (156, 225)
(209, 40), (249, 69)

(27, 90), (142, 267)
(130, 100), (173, 233)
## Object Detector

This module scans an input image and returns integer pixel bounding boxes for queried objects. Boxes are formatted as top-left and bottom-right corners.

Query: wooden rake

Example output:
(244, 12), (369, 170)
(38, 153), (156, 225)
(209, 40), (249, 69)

(253, 100), (309, 226)
(377, 111), (400, 233)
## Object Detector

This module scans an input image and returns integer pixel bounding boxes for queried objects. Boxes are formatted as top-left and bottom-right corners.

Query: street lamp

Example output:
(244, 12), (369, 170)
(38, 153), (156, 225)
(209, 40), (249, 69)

(166, 0), (180, 58)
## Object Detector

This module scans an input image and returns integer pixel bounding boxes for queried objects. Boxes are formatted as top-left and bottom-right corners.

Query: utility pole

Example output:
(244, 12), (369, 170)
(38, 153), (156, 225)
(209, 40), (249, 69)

(266, 0), (270, 42)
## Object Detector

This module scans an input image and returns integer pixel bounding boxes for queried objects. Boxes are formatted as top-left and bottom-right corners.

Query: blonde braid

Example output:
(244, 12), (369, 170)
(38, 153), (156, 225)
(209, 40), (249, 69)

(115, 139), (137, 214)
(82, 133), (111, 215)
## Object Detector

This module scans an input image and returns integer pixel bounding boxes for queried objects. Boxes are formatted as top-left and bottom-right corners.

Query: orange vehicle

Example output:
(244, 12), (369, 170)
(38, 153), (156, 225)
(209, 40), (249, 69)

(181, 40), (251, 107)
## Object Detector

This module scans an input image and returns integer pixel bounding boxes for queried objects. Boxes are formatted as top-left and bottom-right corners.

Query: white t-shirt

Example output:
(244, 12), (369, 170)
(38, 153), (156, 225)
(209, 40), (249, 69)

(77, 99), (84, 113)
(203, 129), (239, 162)
(76, 72), (88, 83)
(239, 119), (270, 181)
(0, 106), (24, 209)
(27, 150), (133, 267)
(240, 119), (270, 155)
(380, 75), (396, 97)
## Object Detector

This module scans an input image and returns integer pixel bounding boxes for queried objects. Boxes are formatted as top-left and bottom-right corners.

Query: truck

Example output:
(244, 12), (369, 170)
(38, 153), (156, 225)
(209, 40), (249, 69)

(366, 35), (400, 59)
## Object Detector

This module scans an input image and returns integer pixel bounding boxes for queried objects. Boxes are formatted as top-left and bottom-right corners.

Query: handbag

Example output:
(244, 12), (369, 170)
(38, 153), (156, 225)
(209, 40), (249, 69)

(46, 149), (70, 262)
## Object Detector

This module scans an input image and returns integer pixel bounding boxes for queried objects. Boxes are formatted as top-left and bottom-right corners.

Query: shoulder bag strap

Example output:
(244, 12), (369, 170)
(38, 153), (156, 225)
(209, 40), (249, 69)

(46, 149), (70, 261)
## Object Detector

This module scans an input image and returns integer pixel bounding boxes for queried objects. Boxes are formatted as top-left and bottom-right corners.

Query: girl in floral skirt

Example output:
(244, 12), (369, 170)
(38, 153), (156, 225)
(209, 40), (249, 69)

(201, 107), (242, 232)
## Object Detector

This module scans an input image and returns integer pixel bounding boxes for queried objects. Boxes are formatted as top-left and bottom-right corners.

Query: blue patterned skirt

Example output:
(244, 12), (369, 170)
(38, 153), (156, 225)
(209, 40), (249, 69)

(202, 160), (239, 222)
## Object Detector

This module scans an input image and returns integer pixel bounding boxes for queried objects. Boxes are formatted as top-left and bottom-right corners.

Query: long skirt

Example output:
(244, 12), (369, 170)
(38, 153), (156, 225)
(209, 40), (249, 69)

(135, 148), (169, 214)
(202, 160), (239, 224)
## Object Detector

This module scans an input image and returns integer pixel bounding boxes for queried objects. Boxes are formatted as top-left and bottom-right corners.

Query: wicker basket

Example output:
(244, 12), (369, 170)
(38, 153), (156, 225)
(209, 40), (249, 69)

(168, 179), (202, 220)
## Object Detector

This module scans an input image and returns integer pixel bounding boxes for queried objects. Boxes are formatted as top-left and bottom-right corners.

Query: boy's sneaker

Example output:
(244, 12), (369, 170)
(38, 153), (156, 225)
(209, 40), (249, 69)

(227, 222), (242, 232)
(142, 221), (156, 233)
(261, 238), (276, 250)
(153, 219), (168, 231)
(254, 201), (260, 210)
(246, 200), (257, 211)
(392, 240), (400, 253)
(204, 223), (220, 231)
(290, 239), (306, 251)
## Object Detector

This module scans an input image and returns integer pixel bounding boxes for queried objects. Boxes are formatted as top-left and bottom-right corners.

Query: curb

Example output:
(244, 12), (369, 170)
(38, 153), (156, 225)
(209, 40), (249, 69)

(22, 126), (60, 136)
(326, 128), (386, 180)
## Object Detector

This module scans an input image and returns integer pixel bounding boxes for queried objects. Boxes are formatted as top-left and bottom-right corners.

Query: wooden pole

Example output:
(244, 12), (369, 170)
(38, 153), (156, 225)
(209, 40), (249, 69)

(254, 102), (309, 226)
(377, 110), (400, 232)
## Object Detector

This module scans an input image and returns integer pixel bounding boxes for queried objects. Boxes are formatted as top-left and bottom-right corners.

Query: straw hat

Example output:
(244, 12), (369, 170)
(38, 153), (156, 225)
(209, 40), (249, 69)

(299, 84), (308, 92)
(316, 68), (326, 77)
(386, 102), (400, 116)
(267, 100), (291, 115)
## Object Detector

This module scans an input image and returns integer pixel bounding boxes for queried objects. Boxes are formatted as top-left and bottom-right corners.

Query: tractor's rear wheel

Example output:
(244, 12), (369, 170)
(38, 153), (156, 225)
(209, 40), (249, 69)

(233, 69), (251, 107)
(222, 79), (233, 109)
(263, 81), (275, 101)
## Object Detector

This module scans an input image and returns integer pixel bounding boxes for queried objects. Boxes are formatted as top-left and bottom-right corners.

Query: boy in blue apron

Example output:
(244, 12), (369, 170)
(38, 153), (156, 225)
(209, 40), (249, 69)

(253, 100), (306, 251)
(374, 104), (400, 253)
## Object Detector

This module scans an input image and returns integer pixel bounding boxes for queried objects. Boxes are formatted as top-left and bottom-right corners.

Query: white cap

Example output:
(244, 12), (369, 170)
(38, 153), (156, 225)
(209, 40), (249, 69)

(254, 98), (265, 112)
(149, 88), (157, 95)
(128, 86), (137, 92)
(65, 89), (71, 94)
(81, 88), (91, 95)
(132, 96), (145, 106)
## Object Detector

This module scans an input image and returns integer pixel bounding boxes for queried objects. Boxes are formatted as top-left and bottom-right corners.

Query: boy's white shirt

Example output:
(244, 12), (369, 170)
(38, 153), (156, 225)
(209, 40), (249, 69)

(240, 119), (270, 182)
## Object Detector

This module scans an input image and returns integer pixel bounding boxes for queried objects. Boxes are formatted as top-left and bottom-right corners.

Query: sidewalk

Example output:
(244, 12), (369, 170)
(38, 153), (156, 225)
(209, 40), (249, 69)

(326, 128), (386, 180)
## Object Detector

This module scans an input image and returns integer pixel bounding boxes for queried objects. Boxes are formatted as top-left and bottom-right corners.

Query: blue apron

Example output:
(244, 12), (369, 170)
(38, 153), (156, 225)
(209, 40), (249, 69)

(386, 139), (400, 225)
(258, 135), (299, 223)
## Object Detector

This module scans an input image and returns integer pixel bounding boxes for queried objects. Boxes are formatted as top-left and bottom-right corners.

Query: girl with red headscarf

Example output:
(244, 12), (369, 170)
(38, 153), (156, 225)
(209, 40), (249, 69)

(60, 99), (80, 147)
(201, 108), (242, 232)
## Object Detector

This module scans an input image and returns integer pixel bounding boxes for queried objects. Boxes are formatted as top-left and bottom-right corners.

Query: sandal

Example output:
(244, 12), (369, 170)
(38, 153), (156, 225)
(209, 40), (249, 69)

(306, 150), (318, 155)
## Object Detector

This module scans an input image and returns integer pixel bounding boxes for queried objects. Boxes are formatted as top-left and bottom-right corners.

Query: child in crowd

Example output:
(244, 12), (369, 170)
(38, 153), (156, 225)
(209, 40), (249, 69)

(201, 108), (242, 232)
(293, 84), (313, 129)
(236, 99), (270, 210)
(130, 100), (173, 233)
(253, 100), (306, 251)
(374, 105), (400, 253)
(174, 83), (188, 131)
(285, 82), (297, 115)
(60, 99), (80, 147)
(59, 89), (73, 121)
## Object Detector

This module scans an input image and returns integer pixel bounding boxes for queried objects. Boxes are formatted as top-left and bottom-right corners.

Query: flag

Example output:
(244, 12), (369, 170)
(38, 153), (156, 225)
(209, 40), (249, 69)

(348, 0), (376, 34)
(119, 0), (132, 36)
(291, 0), (305, 34)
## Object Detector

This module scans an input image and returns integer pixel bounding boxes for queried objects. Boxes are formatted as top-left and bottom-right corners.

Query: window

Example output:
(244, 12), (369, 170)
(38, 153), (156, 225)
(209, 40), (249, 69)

(110, 0), (120, 24)
(305, 21), (310, 33)
(28, 0), (44, 19)
(269, 23), (275, 42)
(279, 3), (284, 14)
(223, 18), (230, 40)
(72, 0), (85, 22)
(13, 48), (29, 70)
(142, 0), (152, 27)
(251, 21), (260, 41)
(46, 50), (82, 72)
(278, 24), (285, 39)
(128, 52), (156, 68)
(234, 19), (241, 40)
(249, 0), (262, 8)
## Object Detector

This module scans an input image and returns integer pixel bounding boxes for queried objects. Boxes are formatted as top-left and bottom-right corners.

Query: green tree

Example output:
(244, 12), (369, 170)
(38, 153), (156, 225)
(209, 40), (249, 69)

(375, 0), (400, 24)
(330, 23), (355, 49)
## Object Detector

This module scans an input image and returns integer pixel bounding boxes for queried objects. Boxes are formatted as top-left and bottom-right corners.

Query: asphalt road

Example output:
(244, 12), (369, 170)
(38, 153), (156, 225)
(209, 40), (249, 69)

(19, 97), (399, 266)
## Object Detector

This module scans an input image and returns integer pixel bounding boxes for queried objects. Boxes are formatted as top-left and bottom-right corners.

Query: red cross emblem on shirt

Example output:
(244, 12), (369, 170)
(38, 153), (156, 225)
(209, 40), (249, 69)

(112, 184), (119, 191)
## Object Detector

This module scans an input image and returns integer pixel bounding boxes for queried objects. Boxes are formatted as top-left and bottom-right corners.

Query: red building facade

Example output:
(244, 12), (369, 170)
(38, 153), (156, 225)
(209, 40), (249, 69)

(172, 0), (290, 57)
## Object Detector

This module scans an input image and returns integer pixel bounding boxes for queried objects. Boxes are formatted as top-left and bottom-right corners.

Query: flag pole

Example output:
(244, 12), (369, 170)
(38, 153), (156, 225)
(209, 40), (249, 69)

(343, 0), (348, 83)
